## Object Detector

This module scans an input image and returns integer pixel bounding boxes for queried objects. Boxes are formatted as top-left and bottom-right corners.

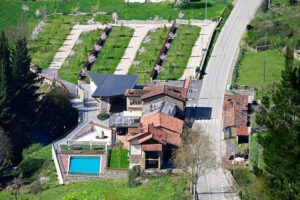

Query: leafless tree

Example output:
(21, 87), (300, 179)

(0, 128), (12, 172)
(172, 123), (216, 195)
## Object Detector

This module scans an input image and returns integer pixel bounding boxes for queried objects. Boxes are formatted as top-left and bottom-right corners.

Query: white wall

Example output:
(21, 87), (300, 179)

(90, 80), (97, 95)
(52, 145), (64, 184)
(130, 144), (141, 155)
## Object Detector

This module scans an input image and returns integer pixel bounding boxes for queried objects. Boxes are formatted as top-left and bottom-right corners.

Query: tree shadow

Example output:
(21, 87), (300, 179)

(181, 2), (213, 9)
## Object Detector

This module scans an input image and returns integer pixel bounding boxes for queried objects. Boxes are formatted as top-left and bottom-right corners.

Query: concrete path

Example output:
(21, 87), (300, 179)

(179, 20), (218, 80)
(49, 24), (106, 70)
(113, 26), (150, 75)
(114, 21), (171, 75)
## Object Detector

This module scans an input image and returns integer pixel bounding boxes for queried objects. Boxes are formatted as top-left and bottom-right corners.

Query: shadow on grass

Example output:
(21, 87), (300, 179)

(181, 2), (213, 9)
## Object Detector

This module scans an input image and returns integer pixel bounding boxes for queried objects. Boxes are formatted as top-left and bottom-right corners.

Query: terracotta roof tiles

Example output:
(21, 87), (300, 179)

(141, 85), (187, 102)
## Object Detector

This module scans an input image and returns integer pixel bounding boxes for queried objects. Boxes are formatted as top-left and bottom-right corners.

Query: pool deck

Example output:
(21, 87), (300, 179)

(58, 153), (107, 180)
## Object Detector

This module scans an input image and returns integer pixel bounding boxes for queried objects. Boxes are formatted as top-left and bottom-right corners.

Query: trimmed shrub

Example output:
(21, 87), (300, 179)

(97, 113), (110, 121)
(127, 166), (141, 187)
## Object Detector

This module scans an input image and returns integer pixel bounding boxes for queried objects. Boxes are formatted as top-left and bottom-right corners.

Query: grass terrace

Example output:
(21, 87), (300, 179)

(128, 27), (169, 83)
(157, 24), (201, 80)
(59, 26), (134, 83)
(93, 26), (134, 74)
(59, 29), (103, 83)
(29, 14), (90, 70)
(107, 149), (129, 169)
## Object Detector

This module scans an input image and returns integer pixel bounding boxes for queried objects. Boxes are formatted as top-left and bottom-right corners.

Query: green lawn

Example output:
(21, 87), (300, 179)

(0, 0), (229, 33)
(0, 175), (189, 200)
(235, 49), (284, 90)
(59, 26), (134, 83)
(157, 24), (201, 80)
(128, 27), (169, 83)
(108, 149), (129, 169)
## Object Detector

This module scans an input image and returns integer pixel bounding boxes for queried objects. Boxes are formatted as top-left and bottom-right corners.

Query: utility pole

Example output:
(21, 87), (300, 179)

(205, 0), (208, 20)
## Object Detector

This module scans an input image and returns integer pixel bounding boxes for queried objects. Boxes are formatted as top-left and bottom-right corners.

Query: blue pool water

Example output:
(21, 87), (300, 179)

(69, 156), (101, 176)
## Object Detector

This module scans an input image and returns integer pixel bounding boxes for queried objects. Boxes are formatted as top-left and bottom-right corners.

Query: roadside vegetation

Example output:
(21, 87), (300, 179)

(245, 1), (300, 49)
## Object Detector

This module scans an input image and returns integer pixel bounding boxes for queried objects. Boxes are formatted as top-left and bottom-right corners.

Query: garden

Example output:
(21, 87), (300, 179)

(156, 24), (201, 80)
(59, 25), (134, 84)
(128, 26), (169, 83)
(29, 14), (91, 70)
(128, 23), (200, 83)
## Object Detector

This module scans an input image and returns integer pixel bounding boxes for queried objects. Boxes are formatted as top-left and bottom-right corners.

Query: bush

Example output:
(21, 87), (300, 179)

(97, 113), (110, 121)
(22, 144), (43, 159)
(127, 166), (141, 187)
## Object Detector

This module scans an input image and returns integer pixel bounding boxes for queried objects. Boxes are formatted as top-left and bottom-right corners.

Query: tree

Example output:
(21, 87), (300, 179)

(11, 37), (41, 127)
(261, 0), (270, 13)
(256, 44), (300, 199)
(0, 127), (12, 172)
(37, 86), (77, 139)
(289, 0), (297, 5)
(172, 123), (216, 195)
(0, 32), (14, 128)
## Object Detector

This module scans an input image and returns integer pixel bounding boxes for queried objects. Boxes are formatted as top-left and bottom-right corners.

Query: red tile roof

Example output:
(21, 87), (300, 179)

(141, 85), (187, 102)
(142, 144), (162, 151)
(141, 112), (183, 134)
(127, 123), (181, 146)
(223, 94), (248, 127)
(236, 126), (249, 136)
(125, 89), (149, 97)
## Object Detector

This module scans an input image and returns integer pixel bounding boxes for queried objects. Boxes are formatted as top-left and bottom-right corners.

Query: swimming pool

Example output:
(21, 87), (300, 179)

(68, 156), (101, 176)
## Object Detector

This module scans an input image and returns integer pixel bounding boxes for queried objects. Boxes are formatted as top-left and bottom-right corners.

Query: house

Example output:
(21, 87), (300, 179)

(236, 126), (250, 144)
(52, 121), (112, 184)
(125, 85), (187, 119)
(223, 93), (249, 143)
(29, 63), (41, 73)
(127, 112), (183, 170)
(88, 72), (138, 113)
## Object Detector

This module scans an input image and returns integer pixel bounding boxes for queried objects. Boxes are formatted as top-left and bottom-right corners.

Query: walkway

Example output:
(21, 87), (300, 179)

(179, 20), (217, 80)
(49, 24), (106, 70)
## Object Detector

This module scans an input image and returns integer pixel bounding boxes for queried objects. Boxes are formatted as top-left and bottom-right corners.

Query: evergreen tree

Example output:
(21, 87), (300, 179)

(256, 44), (300, 199)
(11, 37), (41, 128)
(0, 32), (14, 128)
(7, 37), (42, 162)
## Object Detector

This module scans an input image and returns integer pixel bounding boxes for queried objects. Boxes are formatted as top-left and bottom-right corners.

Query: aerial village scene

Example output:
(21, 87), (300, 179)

(0, 0), (299, 199)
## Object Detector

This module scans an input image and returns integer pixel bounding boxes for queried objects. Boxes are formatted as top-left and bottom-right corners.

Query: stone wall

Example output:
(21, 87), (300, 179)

(103, 169), (128, 179)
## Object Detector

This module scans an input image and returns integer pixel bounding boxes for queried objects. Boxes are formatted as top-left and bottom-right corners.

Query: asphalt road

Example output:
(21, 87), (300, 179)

(196, 0), (263, 199)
